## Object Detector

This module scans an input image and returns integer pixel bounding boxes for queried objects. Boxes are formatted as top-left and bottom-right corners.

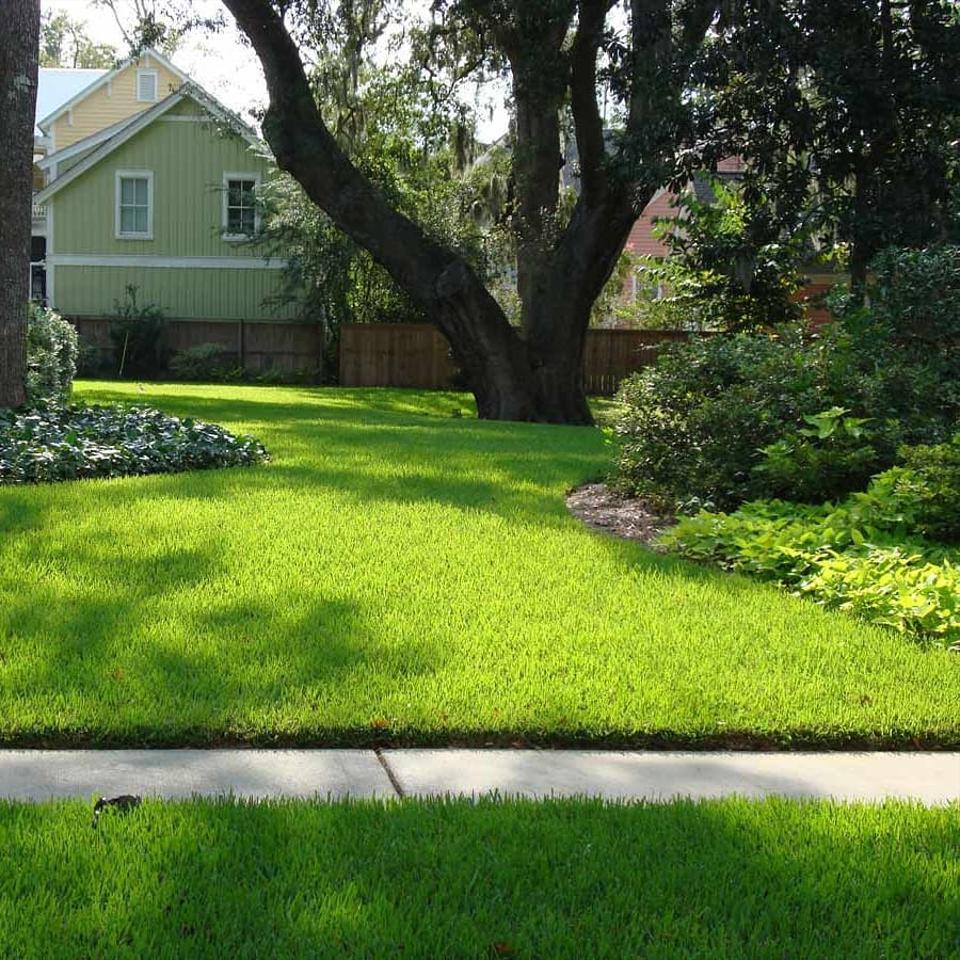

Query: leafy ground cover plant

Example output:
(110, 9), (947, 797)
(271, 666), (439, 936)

(661, 446), (960, 647)
(0, 404), (268, 484)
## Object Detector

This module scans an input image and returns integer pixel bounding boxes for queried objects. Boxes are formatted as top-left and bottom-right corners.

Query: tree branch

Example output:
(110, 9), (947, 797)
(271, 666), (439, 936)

(221, 0), (533, 414)
(570, 0), (616, 200)
(222, 0), (471, 303)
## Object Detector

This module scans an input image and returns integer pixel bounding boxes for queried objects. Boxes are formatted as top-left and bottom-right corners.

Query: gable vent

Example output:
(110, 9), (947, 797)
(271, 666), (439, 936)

(137, 70), (158, 102)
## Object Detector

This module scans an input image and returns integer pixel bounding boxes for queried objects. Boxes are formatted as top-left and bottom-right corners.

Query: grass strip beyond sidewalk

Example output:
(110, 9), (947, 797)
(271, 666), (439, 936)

(0, 796), (956, 959)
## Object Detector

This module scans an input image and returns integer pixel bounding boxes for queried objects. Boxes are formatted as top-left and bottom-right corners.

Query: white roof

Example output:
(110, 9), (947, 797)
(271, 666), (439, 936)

(35, 67), (109, 135)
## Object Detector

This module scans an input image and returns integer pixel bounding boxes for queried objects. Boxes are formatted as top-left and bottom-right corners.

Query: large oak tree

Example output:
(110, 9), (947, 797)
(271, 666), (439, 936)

(222, 0), (717, 423)
(0, 0), (40, 409)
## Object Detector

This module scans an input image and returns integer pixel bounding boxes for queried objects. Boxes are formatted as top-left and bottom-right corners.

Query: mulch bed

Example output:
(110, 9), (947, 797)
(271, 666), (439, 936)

(565, 482), (674, 547)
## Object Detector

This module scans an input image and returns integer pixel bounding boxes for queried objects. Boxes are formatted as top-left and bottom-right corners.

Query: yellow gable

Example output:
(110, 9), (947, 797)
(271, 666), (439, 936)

(50, 54), (185, 150)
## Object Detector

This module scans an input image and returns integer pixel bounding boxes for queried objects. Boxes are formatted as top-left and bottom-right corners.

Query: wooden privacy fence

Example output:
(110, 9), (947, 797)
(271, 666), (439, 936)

(339, 323), (701, 395)
(72, 317), (699, 392)
(73, 317), (326, 374)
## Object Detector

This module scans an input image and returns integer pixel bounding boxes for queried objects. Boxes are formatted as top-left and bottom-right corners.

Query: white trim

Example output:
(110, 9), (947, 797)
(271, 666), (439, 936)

(157, 115), (207, 122)
(36, 86), (264, 204)
(137, 69), (159, 102)
(37, 47), (190, 131)
(47, 254), (286, 270)
(222, 171), (261, 241)
(115, 170), (154, 240)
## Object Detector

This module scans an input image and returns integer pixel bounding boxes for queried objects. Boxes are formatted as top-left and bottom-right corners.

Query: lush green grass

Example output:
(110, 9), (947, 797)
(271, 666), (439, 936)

(0, 796), (955, 959)
(1, 381), (958, 747)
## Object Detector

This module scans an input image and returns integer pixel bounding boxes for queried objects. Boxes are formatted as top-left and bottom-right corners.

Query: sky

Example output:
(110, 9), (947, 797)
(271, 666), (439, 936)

(40, 0), (511, 141)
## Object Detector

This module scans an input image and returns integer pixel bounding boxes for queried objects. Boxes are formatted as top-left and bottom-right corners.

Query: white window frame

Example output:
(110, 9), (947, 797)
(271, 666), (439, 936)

(222, 171), (261, 241)
(136, 69), (159, 102)
(115, 170), (154, 240)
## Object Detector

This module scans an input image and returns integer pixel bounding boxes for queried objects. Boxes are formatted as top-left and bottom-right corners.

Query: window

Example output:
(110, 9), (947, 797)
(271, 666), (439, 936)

(222, 173), (259, 239)
(632, 265), (665, 303)
(137, 69), (158, 102)
(115, 171), (153, 239)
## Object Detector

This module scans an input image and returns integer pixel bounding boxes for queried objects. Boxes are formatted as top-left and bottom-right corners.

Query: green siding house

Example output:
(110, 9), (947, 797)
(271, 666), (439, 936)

(33, 51), (295, 339)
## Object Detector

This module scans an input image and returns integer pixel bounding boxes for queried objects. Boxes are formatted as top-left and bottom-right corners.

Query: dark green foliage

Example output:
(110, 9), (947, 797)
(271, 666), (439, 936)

(0, 404), (268, 484)
(613, 329), (836, 510)
(873, 436), (960, 544)
(169, 343), (236, 381)
(109, 285), (166, 378)
(614, 246), (960, 509)
(641, 178), (808, 332)
(75, 335), (106, 378)
(25, 305), (78, 403)
(697, 0), (960, 285)
(752, 407), (883, 504)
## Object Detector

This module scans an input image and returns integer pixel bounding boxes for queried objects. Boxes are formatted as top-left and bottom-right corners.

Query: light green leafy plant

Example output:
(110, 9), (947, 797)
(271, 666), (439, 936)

(661, 445), (960, 647)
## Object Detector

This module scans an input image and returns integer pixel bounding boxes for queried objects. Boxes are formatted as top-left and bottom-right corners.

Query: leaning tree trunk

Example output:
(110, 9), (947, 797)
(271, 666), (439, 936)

(0, 0), (40, 409)
(222, 0), (578, 423)
(221, 0), (698, 424)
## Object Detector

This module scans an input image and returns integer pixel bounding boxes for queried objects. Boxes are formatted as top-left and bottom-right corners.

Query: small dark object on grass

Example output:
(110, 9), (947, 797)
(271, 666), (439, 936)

(92, 795), (142, 829)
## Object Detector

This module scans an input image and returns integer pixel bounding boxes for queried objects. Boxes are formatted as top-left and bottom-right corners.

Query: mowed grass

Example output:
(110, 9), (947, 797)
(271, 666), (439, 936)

(0, 381), (958, 746)
(0, 797), (956, 959)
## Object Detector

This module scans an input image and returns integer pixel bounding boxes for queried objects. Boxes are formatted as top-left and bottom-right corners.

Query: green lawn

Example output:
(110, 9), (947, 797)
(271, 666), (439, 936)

(1, 381), (958, 747)
(0, 796), (955, 959)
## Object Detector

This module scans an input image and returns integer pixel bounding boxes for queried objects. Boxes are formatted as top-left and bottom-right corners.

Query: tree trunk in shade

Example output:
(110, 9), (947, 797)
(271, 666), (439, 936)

(0, 0), (40, 409)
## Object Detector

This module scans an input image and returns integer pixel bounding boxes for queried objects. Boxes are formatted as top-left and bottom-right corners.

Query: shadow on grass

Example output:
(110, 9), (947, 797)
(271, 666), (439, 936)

(3, 383), (957, 748)
(1, 797), (955, 959)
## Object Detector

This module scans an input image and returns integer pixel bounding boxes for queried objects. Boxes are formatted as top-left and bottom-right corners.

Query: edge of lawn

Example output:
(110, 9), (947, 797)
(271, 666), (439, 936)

(3, 727), (958, 751)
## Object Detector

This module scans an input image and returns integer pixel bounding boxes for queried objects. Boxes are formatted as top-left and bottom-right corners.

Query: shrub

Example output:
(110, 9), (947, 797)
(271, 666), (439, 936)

(110, 285), (166, 378)
(25, 305), (78, 403)
(0, 404), (269, 485)
(612, 329), (837, 510)
(825, 244), (960, 444)
(75, 335), (107, 378)
(751, 407), (884, 504)
(612, 246), (960, 510)
(870, 436), (960, 543)
(169, 343), (236, 381)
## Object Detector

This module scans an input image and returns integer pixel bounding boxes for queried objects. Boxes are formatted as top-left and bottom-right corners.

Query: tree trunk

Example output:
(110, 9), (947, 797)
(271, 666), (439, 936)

(221, 0), (701, 425)
(0, 0), (39, 409)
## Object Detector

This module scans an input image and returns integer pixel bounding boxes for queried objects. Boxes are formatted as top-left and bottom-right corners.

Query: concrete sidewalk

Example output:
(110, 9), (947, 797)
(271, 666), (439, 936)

(0, 749), (956, 804)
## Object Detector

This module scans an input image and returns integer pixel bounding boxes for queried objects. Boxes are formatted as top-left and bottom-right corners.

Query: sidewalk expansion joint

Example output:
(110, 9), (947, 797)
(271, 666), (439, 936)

(374, 748), (406, 798)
